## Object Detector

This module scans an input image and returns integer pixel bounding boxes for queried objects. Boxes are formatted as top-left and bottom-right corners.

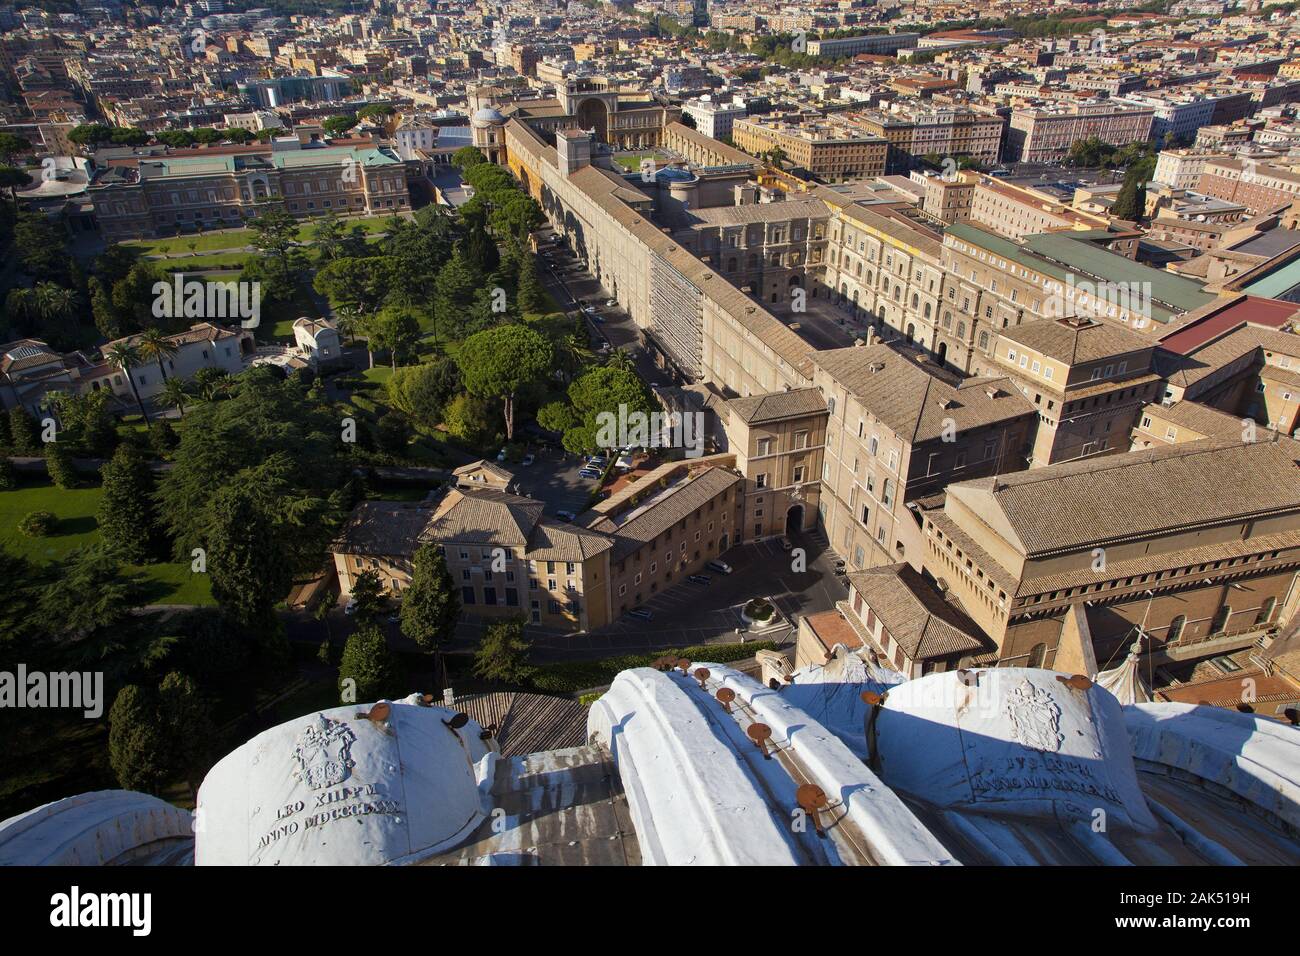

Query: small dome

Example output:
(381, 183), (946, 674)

(472, 107), (506, 127)
(195, 699), (490, 865)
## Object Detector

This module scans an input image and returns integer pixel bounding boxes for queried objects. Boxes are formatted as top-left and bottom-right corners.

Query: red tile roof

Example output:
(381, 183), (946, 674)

(1158, 295), (1299, 354)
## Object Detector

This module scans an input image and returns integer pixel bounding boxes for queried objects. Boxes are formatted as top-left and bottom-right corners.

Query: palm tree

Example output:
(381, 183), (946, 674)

(137, 328), (178, 383)
(554, 331), (593, 383)
(335, 305), (361, 346)
(605, 348), (634, 372)
(104, 342), (149, 423)
(159, 376), (191, 416)
(193, 368), (231, 404)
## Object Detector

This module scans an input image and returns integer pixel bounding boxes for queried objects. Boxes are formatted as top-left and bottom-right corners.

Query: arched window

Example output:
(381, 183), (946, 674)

(911, 293), (919, 309)
(978, 330), (990, 349)
(924, 303), (932, 319)
(1167, 615), (1185, 642)
(1257, 597), (1276, 625)
(905, 323), (915, 341)
(1027, 643), (1047, 668)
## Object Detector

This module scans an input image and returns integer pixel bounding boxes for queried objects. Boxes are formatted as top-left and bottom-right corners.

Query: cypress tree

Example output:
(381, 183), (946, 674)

(97, 442), (158, 563)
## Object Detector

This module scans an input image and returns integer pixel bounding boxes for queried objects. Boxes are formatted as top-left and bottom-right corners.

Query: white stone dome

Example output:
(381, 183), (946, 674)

(471, 107), (506, 127)
(195, 699), (491, 865)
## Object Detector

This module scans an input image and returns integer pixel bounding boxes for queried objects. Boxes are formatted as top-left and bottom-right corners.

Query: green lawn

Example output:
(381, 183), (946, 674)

(0, 481), (214, 605)
(612, 150), (668, 172)
(158, 253), (253, 272)
(121, 214), (400, 259)
(122, 229), (255, 256)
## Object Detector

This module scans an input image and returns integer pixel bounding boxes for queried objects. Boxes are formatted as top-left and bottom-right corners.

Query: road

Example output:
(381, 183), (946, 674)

(535, 228), (676, 387)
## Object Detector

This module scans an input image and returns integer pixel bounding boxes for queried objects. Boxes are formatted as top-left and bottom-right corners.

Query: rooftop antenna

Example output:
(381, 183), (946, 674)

(357, 702), (391, 723)
(676, 658), (692, 676)
(716, 687), (736, 713)
(442, 712), (470, 731)
(747, 722), (773, 759)
(693, 667), (711, 689)
(795, 783), (829, 839)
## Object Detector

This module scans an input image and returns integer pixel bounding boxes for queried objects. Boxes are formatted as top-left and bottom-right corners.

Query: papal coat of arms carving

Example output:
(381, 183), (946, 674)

(291, 715), (357, 791)
(1002, 679), (1064, 753)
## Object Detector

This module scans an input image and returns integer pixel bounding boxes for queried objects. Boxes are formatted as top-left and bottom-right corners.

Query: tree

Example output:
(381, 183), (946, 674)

(338, 623), (403, 703)
(105, 342), (150, 423)
(98, 443), (158, 563)
(5, 282), (80, 348)
(0, 166), (32, 210)
(160, 376), (191, 415)
(88, 276), (121, 339)
(0, 458), (16, 491)
(457, 325), (553, 440)
(0, 132), (33, 166)
(108, 674), (214, 797)
(8, 406), (37, 454)
(433, 249), (479, 340)
(552, 364), (658, 454)
(137, 328), (178, 383)
(372, 308), (420, 369)
(39, 546), (145, 645)
(473, 616), (536, 684)
(149, 418), (179, 456)
(1111, 156), (1156, 222)
(45, 439), (77, 489)
(207, 483), (293, 632)
(249, 207), (304, 288)
(451, 145), (487, 170)
(348, 568), (387, 624)
(108, 684), (169, 794)
(374, 410), (411, 455)
(323, 114), (360, 137)
(157, 670), (215, 797)
(517, 254), (546, 314)
(443, 393), (499, 446)
(67, 124), (116, 150)
(386, 357), (461, 430)
(400, 545), (460, 689)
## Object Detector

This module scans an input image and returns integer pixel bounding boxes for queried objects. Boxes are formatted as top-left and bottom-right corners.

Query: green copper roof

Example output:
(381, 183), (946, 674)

(945, 223), (1215, 324)
(1242, 257), (1300, 300)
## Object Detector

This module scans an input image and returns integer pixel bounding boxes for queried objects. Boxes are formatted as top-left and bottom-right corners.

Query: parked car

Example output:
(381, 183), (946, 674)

(581, 305), (598, 314)
(779, 536), (794, 551)
(614, 454), (634, 471)
(591, 315), (606, 324)
(706, 560), (733, 574)
(627, 607), (654, 621)
(604, 298), (617, 307)
(579, 471), (602, 481)
(555, 509), (576, 522)
(344, 599), (358, 615)
(520, 453), (535, 466)
(496, 448), (508, 462)
(687, 574), (711, 586)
